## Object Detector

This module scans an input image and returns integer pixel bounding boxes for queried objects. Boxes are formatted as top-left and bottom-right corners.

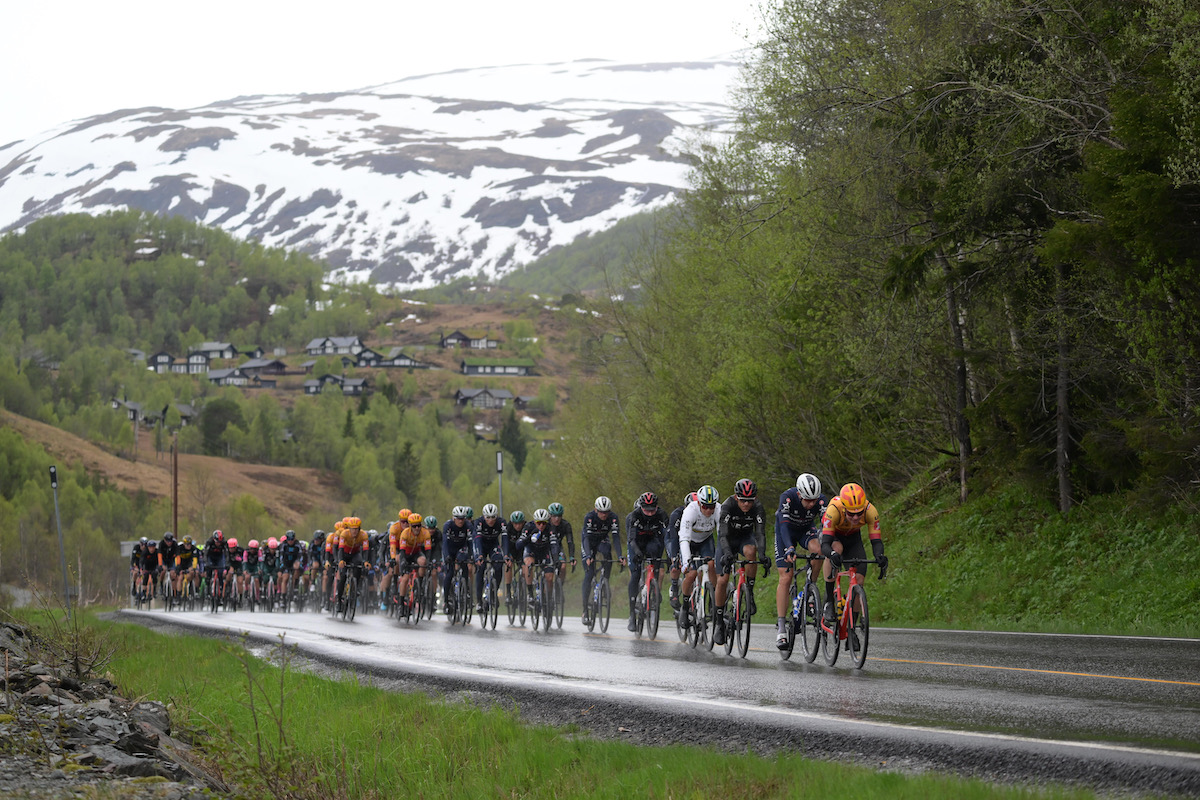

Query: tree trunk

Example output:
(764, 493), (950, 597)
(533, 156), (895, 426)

(936, 248), (973, 503)
(1056, 261), (1073, 513)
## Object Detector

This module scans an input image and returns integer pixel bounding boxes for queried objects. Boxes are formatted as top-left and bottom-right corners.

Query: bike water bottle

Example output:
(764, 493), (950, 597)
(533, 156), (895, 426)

(793, 593), (802, 617)
(836, 597), (845, 616)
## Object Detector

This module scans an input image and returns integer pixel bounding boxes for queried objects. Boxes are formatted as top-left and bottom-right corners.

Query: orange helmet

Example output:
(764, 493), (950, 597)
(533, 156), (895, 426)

(347, 516), (362, 529)
(838, 483), (869, 513)
(334, 520), (345, 530)
(408, 512), (423, 526)
(398, 508), (412, 522)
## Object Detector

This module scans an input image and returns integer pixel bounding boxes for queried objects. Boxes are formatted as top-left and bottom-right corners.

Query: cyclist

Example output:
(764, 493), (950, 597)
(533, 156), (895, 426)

(323, 519), (346, 610)
(279, 531), (304, 601)
(820, 483), (888, 623)
(260, 538), (281, 601)
(519, 508), (563, 609)
(624, 492), (669, 631)
(395, 512), (431, 614)
(137, 538), (164, 603)
(678, 485), (722, 642)
(580, 496), (621, 627)
(774, 473), (827, 647)
(158, 532), (179, 600)
(503, 511), (525, 600)
(474, 505), (509, 614)
(547, 502), (576, 586)
(305, 530), (325, 604)
(716, 478), (769, 626)
(203, 529), (228, 605)
(174, 536), (199, 598)
(333, 516), (371, 610)
(240, 539), (259, 603)
(665, 492), (695, 611)
(129, 537), (147, 599)
(381, 509), (413, 606)
(442, 506), (475, 614)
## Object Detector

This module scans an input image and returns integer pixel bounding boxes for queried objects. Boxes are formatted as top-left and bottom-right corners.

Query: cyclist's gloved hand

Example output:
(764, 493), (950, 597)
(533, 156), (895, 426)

(876, 554), (888, 576)
(722, 554), (736, 570)
(828, 550), (843, 569)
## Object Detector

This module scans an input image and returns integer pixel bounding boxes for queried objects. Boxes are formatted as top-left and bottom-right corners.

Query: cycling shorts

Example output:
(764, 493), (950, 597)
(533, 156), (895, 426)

(679, 536), (715, 566)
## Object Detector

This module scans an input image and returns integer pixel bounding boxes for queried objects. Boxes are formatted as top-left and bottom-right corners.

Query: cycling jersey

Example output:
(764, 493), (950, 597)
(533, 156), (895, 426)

(243, 547), (261, 571)
(473, 517), (508, 559)
(665, 505), (686, 561)
(677, 501), (719, 543)
(581, 510), (621, 558)
(340, 528), (371, 557)
(175, 545), (197, 570)
(204, 537), (228, 568)
(625, 508), (668, 559)
(280, 539), (303, 567)
(518, 522), (561, 562)
(397, 527), (431, 555)
(718, 496), (766, 550)
(443, 518), (474, 545)
(138, 547), (163, 571)
(548, 518), (575, 560)
(819, 496), (884, 575)
(158, 538), (179, 565)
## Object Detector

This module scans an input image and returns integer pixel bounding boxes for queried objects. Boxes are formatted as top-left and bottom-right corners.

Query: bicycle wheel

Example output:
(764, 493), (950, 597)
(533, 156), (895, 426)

(703, 582), (716, 652)
(532, 584), (542, 631)
(506, 579), (517, 625)
(599, 579), (611, 633)
(822, 596), (841, 666)
(736, 582), (752, 658)
(688, 584), (702, 648)
(411, 580), (423, 625)
(463, 573), (474, 625)
(635, 585), (646, 637)
(542, 576), (553, 631)
(554, 577), (564, 629)
(480, 572), (492, 630)
(518, 580), (528, 627)
(348, 576), (360, 622)
(586, 581), (598, 633)
(848, 584), (870, 669)
(799, 582), (821, 663)
(779, 579), (797, 661)
(424, 574), (435, 620)
(647, 580), (660, 640)
(676, 588), (689, 643)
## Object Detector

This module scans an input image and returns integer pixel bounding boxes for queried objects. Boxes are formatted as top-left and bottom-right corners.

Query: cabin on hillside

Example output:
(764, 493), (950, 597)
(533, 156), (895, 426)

(461, 357), (535, 376)
(207, 367), (249, 387)
(148, 352), (175, 375)
(454, 387), (513, 409)
(303, 374), (345, 395)
(190, 342), (237, 361)
(440, 329), (501, 349)
(239, 358), (287, 376)
(383, 348), (430, 369)
(305, 336), (364, 356)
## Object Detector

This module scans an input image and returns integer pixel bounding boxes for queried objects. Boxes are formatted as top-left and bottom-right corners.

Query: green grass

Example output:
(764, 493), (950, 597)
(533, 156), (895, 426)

(86, 614), (1104, 800)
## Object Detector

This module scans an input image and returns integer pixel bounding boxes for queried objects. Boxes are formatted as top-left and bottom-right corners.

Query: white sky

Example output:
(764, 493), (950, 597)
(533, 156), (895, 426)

(2, 0), (765, 146)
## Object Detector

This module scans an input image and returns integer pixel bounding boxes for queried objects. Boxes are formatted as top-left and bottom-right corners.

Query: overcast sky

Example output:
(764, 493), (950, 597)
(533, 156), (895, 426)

(2, 1), (764, 146)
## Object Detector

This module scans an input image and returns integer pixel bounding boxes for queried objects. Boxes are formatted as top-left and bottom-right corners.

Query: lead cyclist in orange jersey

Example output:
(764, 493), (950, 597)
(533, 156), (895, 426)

(323, 519), (345, 610)
(819, 483), (888, 622)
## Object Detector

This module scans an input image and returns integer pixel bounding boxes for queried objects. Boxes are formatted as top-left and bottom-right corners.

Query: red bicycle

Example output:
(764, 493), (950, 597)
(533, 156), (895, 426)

(632, 557), (669, 639)
(820, 557), (884, 668)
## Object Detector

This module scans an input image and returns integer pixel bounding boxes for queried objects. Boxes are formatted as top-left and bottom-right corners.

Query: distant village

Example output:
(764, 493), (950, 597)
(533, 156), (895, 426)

(114, 330), (542, 428)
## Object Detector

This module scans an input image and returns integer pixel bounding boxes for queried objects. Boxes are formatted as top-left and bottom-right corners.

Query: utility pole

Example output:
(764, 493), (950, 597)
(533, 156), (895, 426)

(172, 431), (179, 536)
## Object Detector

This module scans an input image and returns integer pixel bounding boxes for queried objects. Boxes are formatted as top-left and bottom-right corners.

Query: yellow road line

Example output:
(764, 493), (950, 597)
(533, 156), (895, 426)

(878, 658), (1200, 686)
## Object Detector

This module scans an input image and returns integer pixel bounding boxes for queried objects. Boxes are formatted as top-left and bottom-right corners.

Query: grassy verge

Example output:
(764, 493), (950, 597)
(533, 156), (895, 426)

(84, 613), (1104, 800)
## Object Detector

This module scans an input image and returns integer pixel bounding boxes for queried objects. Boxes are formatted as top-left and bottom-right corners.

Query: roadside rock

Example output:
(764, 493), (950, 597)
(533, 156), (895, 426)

(0, 620), (230, 799)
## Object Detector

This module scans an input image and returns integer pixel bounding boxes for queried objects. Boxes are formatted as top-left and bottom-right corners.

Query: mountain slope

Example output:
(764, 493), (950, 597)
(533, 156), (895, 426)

(0, 58), (737, 289)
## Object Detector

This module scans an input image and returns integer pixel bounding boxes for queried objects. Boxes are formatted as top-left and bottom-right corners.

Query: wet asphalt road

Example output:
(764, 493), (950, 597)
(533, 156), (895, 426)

(121, 606), (1200, 795)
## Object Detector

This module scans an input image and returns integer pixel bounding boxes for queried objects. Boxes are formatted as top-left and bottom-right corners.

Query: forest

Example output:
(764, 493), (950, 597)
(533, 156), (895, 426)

(557, 0), (1200, 517)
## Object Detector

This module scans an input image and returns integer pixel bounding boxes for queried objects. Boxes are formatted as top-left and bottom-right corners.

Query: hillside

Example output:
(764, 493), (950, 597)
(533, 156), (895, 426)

(0, 408), (341, 527)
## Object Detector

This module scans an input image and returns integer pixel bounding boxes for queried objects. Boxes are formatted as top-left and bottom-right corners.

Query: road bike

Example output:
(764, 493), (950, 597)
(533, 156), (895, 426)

(718, 559), (762, 658)
(675, 557), (713, 648)
(632, 557), (669, 639)
(780, 553), (823, 663)
(338, 564), (364, 622)
(554, 561), (572, 629)
(479, 557), (502, 630)
(530, 559), (559, 632)
(446, 558), (467, 624)
(820, 557), (883, 668)
(583, 555), (614, 633)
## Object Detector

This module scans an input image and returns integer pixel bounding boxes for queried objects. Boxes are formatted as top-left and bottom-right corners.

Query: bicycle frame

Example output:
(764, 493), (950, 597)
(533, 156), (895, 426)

(820, 558), (879, 669)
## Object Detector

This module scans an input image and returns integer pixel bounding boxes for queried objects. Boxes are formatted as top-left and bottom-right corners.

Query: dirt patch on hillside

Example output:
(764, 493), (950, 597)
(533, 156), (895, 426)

(1, 408), (341, 526)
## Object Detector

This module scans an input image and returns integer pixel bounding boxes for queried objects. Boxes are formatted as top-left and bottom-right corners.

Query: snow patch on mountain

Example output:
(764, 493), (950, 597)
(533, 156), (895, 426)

(0, 58), (738, 288)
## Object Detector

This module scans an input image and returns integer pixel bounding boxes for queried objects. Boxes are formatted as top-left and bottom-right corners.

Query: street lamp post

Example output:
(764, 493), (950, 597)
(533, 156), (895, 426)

(49, 466), (72, 620)
(496, 451), (504, 518)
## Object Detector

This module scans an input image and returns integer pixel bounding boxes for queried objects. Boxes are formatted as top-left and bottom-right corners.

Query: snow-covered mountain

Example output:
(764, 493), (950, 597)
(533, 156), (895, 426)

(0, 58), (738, 288)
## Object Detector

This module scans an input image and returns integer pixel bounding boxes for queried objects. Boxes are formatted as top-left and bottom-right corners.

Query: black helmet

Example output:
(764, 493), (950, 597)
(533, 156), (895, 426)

(163, 531), (175, 541)
(285, 530), (296, 541)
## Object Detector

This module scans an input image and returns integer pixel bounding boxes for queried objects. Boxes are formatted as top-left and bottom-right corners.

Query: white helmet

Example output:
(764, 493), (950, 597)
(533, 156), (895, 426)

(451, 505), (465, 519)
(796, 473), (822, 500)
(594, 495), (612, 512)
(532, 508), (550, 522)
(481, 503), (499, 519)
